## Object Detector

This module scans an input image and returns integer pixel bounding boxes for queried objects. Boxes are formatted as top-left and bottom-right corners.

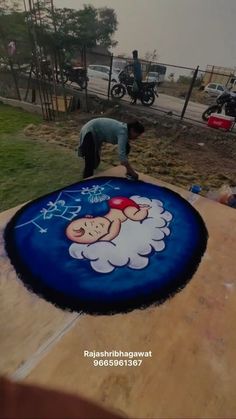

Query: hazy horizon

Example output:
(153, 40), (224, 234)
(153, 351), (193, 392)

(53, 0), (236, 72)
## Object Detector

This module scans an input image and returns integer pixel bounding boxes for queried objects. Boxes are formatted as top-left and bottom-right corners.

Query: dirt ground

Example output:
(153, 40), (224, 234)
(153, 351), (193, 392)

(158, 81), (215, 105)
(23, 103), (236, 194)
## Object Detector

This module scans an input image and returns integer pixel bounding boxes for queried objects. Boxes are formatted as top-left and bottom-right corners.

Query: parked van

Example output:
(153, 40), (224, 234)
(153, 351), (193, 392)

(204, 83), (228, 96)
(148, 64), (166, 84)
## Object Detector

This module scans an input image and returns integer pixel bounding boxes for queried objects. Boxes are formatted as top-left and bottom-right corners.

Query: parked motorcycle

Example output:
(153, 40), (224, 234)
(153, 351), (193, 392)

(56, 64), (89, 90)
(30, 60), (88, 90)
(202, 91), (236, 121)
(111, 71), (156, 106)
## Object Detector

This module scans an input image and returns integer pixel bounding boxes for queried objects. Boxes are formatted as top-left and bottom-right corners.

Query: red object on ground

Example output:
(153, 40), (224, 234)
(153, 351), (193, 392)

(207, 113), (235, 131)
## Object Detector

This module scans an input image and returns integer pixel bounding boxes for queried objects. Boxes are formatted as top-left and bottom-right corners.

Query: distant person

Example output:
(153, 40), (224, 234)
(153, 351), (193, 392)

(7, 40), (16, 56)
(131, 49), (142, 104)
(78, 118), (145, 179)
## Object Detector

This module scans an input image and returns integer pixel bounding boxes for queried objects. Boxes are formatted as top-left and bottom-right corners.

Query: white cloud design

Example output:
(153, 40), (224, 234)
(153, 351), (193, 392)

(69, 196), (172, 274)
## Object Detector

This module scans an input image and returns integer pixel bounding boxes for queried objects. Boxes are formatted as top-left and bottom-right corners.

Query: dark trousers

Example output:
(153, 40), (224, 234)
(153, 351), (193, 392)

(80, 133), (100, 178)
(132, 80), (142, 102)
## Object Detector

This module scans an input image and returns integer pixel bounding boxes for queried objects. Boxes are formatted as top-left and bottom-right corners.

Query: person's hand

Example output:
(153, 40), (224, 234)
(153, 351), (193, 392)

(126, 172), (139, 180)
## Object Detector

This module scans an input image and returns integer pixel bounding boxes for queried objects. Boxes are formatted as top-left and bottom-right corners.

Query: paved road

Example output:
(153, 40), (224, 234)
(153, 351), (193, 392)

(22, 72), (208, 124)
(86, 77), (208, 123)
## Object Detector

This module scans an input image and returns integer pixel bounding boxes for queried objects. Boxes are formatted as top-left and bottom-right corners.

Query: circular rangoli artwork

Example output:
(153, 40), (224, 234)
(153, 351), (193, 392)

(4, 177), (208, 314)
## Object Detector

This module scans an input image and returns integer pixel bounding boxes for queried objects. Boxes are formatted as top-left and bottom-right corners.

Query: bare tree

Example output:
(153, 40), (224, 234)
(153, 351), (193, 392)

(144, 49), (159, 62)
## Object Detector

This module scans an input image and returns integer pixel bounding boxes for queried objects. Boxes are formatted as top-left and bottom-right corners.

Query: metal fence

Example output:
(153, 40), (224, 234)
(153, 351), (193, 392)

(1, 43), (236, 128)
(85, 50), (236, 128)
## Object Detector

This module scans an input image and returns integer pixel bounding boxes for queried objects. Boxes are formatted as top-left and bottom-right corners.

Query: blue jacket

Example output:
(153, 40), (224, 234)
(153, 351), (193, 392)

(133, 59), (142, 82)
(79, 118), (128, 163)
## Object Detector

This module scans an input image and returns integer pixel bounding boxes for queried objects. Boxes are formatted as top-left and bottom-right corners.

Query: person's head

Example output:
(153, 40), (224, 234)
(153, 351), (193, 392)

(66, 216), (110, 244)
(127, 120), (145, 140)
(132, 50), (138, 59)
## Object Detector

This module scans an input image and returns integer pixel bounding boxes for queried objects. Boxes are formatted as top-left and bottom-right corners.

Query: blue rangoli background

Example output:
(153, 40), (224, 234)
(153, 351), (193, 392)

(4, 177), (208, 314)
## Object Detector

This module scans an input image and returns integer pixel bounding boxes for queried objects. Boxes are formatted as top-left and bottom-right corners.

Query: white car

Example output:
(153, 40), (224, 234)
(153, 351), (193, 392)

(204, 83), (228, 96)
(87, 65), (120, 83)
(145, 72), (159, 83)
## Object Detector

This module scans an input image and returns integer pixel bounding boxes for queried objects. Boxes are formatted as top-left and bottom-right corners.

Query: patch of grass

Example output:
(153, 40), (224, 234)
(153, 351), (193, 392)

(0, 103), (42, 134)
(0, 133), (108, 212)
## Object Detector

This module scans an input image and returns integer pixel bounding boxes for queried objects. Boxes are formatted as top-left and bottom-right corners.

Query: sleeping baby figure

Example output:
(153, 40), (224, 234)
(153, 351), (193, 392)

(66, 196), (151, 244)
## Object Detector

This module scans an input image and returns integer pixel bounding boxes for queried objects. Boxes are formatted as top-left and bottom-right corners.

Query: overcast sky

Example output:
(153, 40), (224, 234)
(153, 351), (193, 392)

(53, 0), (236, 71)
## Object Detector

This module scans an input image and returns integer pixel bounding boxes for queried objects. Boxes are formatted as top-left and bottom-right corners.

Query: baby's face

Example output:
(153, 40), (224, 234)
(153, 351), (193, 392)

(66, 216), (110, 244)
